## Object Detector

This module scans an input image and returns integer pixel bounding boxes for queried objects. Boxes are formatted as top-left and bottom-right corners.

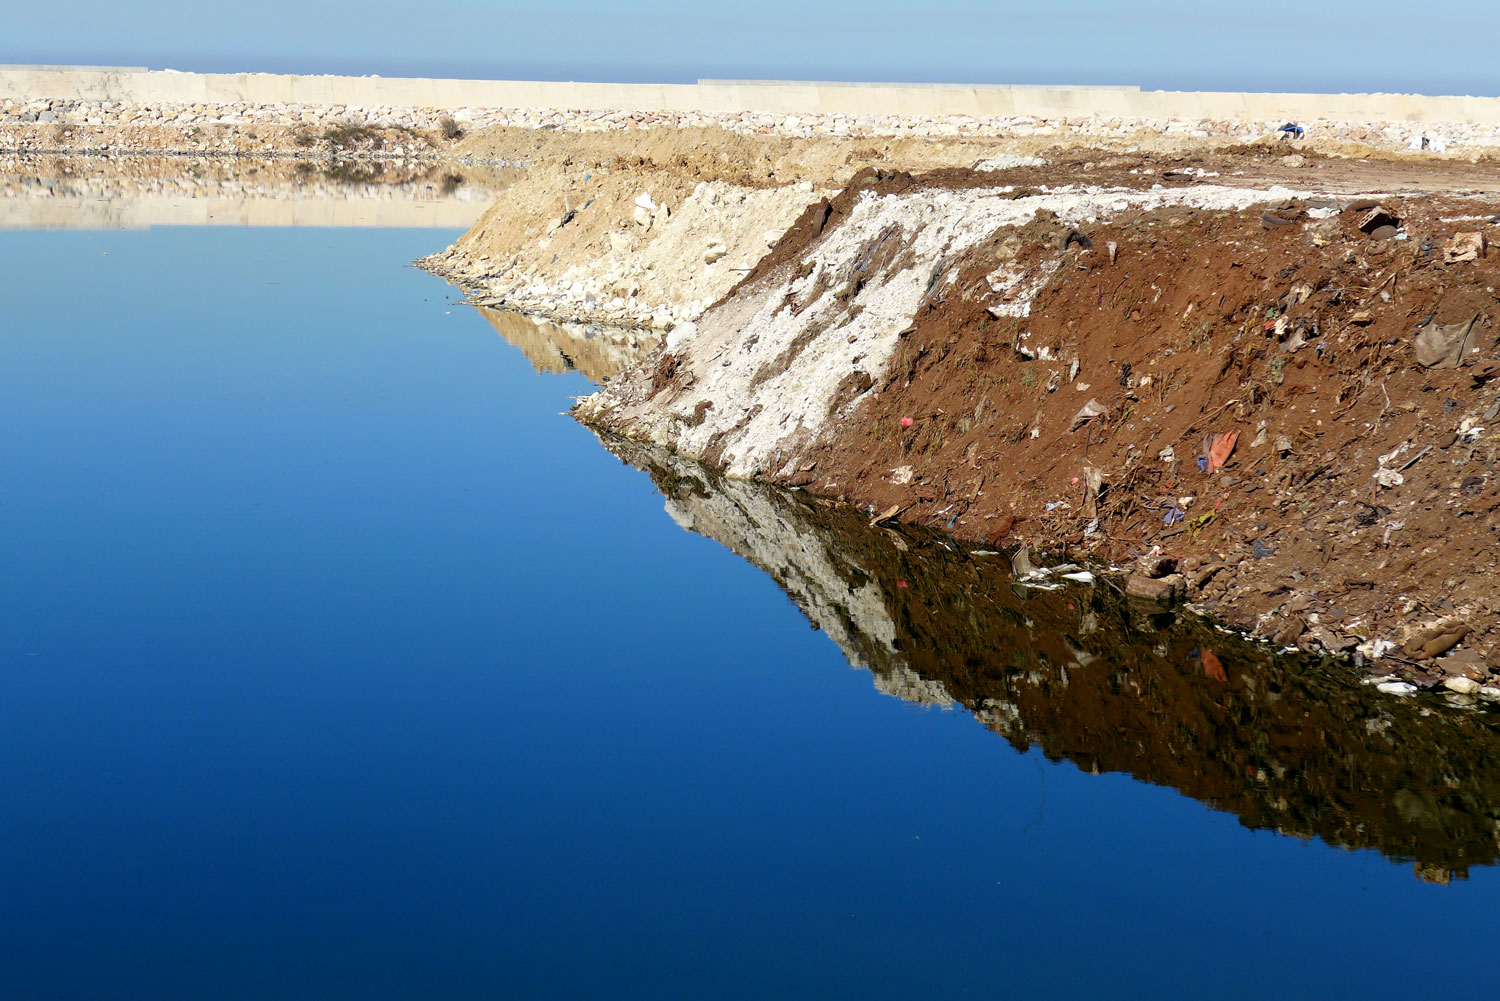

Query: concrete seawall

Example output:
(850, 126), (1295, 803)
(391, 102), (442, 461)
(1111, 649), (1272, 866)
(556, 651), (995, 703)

(4, 65), (1500, 125)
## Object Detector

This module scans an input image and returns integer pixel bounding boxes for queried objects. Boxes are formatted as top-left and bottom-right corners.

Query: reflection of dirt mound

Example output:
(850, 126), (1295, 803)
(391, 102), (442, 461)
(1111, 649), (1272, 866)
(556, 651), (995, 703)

(477, 307), (662, 382)
(602, 434), (1500, 879)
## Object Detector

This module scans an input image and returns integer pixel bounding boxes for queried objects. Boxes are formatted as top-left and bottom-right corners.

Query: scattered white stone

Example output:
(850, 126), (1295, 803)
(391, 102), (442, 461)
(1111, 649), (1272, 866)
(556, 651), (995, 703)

(665, 321), (698, 351)
(973, 154), (1048, 170)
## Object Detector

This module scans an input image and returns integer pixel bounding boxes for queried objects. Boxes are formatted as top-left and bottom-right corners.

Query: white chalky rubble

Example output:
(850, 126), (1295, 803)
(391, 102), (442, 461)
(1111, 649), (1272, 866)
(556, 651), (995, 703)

(582, 181), (1341, 479)
(435, 178), (826, 330)
(6, 98), (1500, 152)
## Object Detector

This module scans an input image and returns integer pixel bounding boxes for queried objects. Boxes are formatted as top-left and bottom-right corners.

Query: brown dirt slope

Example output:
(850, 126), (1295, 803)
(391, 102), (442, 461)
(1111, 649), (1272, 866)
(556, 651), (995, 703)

(786, 179), (1500, 685)
(582, 161), (1500, 690)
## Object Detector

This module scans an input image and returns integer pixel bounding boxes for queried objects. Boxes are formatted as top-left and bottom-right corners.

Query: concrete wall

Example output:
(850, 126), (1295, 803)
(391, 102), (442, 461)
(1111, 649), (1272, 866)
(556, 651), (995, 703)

(4, 65), (1500, 124)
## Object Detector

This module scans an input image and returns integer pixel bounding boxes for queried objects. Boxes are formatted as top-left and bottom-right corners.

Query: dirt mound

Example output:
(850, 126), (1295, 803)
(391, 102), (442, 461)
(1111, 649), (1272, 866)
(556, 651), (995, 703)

(580, 164), (1500, 687)
(423, 123), (1500, 329)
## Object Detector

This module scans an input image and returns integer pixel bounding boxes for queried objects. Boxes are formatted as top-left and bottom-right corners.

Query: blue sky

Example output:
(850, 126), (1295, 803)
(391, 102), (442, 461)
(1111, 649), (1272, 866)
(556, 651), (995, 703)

(9, 0), (1500, 95)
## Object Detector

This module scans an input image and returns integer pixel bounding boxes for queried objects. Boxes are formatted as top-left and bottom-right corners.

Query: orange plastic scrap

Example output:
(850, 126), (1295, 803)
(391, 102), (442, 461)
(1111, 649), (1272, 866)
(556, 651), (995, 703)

(1207, 431), (1239, 473)
(1201, 648), (1227, 684)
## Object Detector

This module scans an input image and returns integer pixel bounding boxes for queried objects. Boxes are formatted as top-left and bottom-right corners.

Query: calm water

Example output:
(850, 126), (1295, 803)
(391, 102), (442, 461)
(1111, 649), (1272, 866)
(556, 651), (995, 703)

(2, 207), (1498, 998)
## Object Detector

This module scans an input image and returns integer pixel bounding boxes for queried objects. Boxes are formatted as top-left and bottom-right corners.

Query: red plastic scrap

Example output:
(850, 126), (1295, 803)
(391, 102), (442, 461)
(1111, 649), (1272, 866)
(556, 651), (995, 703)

(1201, 649), (1227, 684)
(1207, 431), (1239, 473)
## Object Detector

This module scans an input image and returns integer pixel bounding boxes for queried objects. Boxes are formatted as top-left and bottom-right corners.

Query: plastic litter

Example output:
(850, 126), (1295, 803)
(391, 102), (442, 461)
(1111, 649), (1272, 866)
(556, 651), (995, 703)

(1207, 431), (1239, 473)
(1070, 399), (1107, 431)
(1413, 313), (1480, 369)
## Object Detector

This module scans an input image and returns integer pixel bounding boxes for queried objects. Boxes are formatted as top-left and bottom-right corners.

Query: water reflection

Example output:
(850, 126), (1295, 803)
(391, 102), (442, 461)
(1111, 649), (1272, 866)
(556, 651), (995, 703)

(0, 153), (519, 229)
(478, 306), (662, 383)
(600, 434), (1500, 881)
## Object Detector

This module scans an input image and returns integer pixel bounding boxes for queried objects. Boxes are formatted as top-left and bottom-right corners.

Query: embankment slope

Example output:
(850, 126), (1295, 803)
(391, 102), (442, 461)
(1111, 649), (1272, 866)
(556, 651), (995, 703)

(570, 154), (1500, 691)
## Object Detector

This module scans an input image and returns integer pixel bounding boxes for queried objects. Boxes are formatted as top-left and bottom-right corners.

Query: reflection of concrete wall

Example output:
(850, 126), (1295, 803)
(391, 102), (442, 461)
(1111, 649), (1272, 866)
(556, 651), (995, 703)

(478, 307), (662, 383)
(0, 195), (486, 229)
(0, 195), (487, 230)
(6, 66), (1500, 124)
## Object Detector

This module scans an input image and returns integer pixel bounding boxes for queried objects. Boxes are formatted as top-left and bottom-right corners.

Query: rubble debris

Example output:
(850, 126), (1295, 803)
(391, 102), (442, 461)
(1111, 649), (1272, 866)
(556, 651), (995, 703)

(1403, 620), (1471, 660)
(1126, 574), (1184, 602)
(1443, 231), (1486, 264)
(1356, 205), (1400, 235)
(1413, 313), (1480, 369)
(1138, 554), (1179, 578)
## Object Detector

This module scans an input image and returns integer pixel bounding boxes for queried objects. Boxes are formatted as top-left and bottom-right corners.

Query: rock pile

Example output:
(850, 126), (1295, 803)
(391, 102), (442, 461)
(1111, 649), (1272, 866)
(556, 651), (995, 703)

(5, 96), (1500, 155)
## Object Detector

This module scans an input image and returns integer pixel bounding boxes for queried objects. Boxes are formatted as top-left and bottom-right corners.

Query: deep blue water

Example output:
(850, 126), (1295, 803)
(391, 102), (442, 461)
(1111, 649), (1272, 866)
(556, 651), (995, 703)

(2, 224), (1496, 999)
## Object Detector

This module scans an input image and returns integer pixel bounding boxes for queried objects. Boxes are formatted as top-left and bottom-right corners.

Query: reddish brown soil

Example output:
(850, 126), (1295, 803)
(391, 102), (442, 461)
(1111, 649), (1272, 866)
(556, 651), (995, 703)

(776, 174), (1500, 687)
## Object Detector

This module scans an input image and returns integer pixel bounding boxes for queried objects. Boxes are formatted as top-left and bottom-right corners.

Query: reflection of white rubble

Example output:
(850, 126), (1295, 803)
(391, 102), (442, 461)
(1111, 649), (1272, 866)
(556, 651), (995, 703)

(478, 307), (662, 382)
(646, 448), (955, 709)
(873, 665), (957, 709)
(0, 161), (512, 230)
(973, 698), (1023, 737)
